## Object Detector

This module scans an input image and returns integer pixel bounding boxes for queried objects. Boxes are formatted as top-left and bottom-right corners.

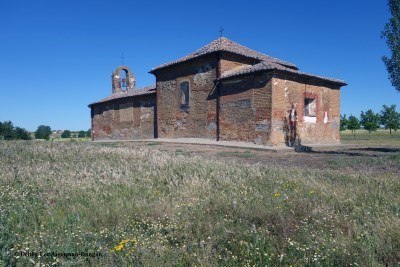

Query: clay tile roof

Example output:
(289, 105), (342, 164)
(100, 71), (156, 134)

(220, 61), (347, 86)
(150, 37), (298, 73)
(88, 84), (156, 107)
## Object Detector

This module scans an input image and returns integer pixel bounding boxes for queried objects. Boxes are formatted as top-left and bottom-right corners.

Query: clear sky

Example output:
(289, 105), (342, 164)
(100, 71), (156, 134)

(0, 0), (398, 131)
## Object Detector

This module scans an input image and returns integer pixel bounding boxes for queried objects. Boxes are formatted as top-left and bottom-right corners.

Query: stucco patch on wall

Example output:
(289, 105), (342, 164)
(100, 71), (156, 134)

(255, 120), (269, 132)
(194, 64), (212, 86)
(207, 122), (216, 131)
(304, 116), (317, 123)
(221, 99), (252, 109)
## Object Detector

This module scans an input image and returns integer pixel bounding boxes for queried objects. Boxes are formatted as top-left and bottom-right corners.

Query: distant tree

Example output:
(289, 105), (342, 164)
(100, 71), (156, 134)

(86, 129), (91, 138)
(0, 121), (31, 140)
(360, 109), (380, 135)
(347, 115), (360, 139)
(0, 121), (16, 140)
(382, 0), (400, 93)
(380, 104), (400, 134)
(340, 114), (348, 131)
(61, 130), (71, 138)
(15, 127), (31, 140)
(35, 125), (52, 140)
(78, 130), (86, 138)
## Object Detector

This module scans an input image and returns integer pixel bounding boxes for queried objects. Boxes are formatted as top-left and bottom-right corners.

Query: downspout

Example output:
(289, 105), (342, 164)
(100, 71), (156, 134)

(154, 100), (158, 138)
(90, 107), (94, 141)
(216, 52), (222, 141)
(154, 81), (158, 139)
(149, 70), (158, 139)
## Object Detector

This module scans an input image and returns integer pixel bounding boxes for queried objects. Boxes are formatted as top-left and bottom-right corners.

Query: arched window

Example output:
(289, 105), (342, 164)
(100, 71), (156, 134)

(179, 81), (190, 110)
(119, 69), (128, 91)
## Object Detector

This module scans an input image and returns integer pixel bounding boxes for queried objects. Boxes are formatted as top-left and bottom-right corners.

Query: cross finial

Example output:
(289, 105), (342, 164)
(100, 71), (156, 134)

(219, 27), (224, 38)
(120, 53), (126, 65)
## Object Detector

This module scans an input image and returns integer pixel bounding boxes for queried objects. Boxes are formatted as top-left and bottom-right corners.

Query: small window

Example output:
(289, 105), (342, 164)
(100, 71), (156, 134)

(304, 98), (316, 117)
(179, 81), (190, 110)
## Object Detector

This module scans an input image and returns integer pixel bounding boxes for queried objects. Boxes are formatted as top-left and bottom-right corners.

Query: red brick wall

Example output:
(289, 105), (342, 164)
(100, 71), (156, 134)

(219, 73), (272, 144)
(269, 73), (341, 145)
(155, 56), (218, 139)
(91, 55), (342, 146)
(220, 52), (255, 74)
(91, 94), (156, 140)
(154, 53), (268, 141)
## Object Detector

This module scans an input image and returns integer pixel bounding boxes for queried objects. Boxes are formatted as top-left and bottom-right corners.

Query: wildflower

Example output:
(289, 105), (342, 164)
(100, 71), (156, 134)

(273, 192), (281, 198)
(110, 238), (138, 253)
(110, 241), (124, 253)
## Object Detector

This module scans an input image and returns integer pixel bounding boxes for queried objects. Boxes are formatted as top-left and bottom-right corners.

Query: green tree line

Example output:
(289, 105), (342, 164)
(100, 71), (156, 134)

(341, 104), (400, 137)
(0, 122), (92, 141)
(61, 129), (91, 139)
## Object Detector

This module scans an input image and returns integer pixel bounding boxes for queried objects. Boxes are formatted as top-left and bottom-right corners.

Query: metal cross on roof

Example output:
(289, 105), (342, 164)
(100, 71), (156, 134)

(121, 53), (126, 65)
(219, 27), (224, 38)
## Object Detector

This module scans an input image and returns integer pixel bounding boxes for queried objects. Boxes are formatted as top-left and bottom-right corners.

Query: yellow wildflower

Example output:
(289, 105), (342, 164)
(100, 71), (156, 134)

(110, 238), (138, 253)
(115, 243), (124, 251)
(273, 192), (281, 198)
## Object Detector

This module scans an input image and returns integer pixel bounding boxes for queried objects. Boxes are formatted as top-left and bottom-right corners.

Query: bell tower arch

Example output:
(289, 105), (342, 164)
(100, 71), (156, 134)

(111, 66), (136, 94)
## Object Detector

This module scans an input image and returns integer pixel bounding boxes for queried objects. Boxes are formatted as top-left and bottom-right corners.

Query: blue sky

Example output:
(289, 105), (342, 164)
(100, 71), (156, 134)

(0, 0), (398, 131)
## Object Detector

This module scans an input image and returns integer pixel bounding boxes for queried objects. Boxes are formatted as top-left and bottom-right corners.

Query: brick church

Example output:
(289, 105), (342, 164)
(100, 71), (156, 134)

(89, 37), (346, 146)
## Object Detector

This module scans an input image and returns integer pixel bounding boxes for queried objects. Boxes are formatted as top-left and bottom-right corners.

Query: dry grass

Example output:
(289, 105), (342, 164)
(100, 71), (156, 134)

(0, 141), (399, 266)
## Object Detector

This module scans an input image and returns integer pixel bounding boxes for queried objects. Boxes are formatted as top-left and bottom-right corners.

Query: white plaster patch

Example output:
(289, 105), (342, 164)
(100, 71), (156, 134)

(194, 64), (212, 86)
(141, 113), (150, 120)
(273, 80), (279, 86)
(285, 87), (289, 98)
(127, 77), (135, 90)
(304, 116), (316, 123)
(323, 112), (329, 124)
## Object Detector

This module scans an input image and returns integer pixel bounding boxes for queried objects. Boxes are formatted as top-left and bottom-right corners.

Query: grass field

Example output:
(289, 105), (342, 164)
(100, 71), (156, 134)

(0, 134), (399, 266)
(341, 129), (400, 146)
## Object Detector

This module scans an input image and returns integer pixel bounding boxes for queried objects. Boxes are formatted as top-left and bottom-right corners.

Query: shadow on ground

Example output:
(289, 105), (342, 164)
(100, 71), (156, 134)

(294, 146), (400, 157)
(305, 150), (378, 157)
(348, 147), (400, 153)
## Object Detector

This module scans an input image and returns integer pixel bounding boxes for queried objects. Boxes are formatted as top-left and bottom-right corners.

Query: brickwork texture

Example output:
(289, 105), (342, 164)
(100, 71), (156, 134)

(89, 37), (346, 146)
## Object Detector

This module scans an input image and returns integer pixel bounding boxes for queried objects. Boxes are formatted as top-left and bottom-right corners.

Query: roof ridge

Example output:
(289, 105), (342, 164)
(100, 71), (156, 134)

(150, 37), (298, 73)
(220, 61), (346, 85)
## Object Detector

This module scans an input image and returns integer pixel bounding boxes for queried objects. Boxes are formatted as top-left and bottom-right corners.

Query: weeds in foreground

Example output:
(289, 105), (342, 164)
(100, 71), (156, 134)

(0, 141), (399, 266)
